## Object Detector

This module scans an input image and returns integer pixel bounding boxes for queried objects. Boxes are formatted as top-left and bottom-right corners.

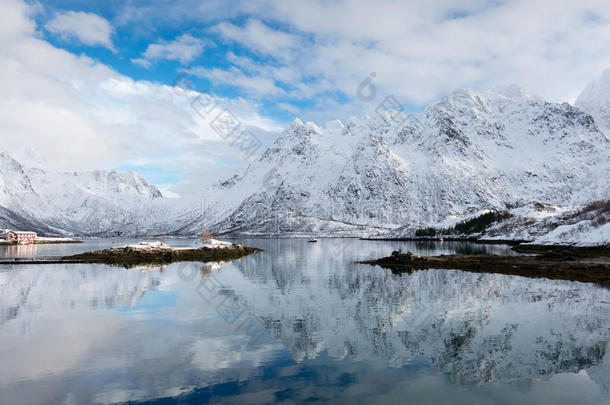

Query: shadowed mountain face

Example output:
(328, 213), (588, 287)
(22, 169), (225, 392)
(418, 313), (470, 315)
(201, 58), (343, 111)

(1, 239), (608, 404)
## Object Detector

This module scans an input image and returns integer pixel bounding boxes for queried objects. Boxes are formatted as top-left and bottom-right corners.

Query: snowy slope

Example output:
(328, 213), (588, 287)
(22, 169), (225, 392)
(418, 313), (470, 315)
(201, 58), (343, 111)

(0, 152), (175, 236)
(0, 152), (54, 233)
(576, 68), (610, 133)
(453, 201), (610, 247)
(197, 85), (610, 238)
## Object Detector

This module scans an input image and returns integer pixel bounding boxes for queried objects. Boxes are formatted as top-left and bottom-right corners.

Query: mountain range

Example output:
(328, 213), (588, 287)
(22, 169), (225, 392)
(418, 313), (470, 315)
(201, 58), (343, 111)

(0, 151), (171, 236)
(1, 71), (609, 244)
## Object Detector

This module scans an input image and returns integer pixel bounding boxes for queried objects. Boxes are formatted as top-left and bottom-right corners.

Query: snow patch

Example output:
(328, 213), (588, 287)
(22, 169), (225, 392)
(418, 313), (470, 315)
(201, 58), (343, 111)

(121, 241), (171, 250)
(531, 221), (610, 247)
(190, 239), (236, 249)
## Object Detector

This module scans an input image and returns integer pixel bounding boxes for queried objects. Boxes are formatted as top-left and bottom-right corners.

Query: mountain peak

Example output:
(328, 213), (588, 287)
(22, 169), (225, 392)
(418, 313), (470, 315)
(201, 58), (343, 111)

(283, 118), (322, 137)
(576, 70), (610, 103)
(437, 86), (542, 113)
(287, 117), (305, 128)
(575, 68), (610, 131)
(491, 84), (542, 102)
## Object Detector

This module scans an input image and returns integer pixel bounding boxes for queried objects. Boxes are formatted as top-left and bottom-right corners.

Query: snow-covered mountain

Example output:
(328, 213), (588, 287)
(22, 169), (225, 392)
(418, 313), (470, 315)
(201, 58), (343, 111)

(576, 68), (610, 133)
(0, 152), (174, 236)
(193, 84), (609, 238)
(2, 78), (609, 240)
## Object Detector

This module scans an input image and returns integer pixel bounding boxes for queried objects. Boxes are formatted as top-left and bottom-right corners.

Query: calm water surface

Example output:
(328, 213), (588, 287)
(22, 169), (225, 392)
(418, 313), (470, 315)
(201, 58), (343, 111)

(0, 238), (609, 404)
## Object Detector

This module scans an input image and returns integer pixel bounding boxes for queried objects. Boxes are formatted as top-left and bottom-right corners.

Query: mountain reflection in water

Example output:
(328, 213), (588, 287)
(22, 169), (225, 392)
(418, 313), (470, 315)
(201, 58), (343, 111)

(0, 238), (608, 405)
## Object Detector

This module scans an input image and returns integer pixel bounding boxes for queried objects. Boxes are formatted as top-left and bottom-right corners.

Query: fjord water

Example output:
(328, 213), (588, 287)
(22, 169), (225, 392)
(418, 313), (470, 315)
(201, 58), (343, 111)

(0, 239), (609, 405)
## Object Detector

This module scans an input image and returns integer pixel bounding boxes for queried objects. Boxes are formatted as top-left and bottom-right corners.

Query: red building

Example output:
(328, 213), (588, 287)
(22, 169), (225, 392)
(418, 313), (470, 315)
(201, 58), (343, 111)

(4, 230), (37, 244)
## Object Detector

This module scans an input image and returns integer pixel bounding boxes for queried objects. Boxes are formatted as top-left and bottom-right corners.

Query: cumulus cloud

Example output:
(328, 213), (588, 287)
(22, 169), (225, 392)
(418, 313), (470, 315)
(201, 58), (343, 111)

(0, 0), (36, 41)
(189, 66), (286, 97)
(276, 102), (300, 114)
(254, 0), (610, 106)
(115, 0), (242, 29)
(213, 19), (297, 58)
(44, 10), (115, 51)
(133, 34), (206, 67)
(115, 0), (610, 117)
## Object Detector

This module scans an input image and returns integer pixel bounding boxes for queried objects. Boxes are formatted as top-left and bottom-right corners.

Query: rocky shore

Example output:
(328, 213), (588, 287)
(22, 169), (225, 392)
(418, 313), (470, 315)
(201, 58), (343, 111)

(360, 247), (610, 287)
(63, 240), (261, 268)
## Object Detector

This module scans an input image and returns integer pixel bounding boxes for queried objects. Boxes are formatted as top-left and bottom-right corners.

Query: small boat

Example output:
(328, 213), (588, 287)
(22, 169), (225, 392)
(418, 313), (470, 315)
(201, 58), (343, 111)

(307, 237), (318, 243)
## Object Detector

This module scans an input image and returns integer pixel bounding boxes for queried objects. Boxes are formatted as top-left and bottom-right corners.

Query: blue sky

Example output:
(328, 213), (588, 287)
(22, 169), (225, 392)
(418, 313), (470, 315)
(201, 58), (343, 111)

(2, 0), (610, 196)
(33, 1), (369, 126)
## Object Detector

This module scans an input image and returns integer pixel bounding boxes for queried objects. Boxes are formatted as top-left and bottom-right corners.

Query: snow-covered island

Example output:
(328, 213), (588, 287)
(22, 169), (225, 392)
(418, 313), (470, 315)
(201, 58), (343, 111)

(63, 239), (261, 267)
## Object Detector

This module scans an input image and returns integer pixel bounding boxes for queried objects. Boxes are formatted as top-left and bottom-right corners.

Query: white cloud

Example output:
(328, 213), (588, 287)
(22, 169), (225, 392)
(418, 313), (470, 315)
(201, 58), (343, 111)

(226, 51), (302, 84)
(252, 0), (610, 107)
(187, 52), (311, 102)
(130, 0), (610, 119)
(276, 102), (300, 114)
(189, 66), (286, 97)
(135, 34), (205, 66)
(0, 0), (283, 197)
(213, 19), (297, 58)
(10, 0), (610, 117)
(131, 57), (151, 68)
(0, 0), (36, 41)
(45, 10), (115, 51)
(115, 0), (242, 29)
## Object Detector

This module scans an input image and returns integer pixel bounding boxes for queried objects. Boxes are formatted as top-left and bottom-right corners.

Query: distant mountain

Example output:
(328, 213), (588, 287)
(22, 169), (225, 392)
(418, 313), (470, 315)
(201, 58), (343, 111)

(0, 152), (172, 236)
(194, 85), (609, 239)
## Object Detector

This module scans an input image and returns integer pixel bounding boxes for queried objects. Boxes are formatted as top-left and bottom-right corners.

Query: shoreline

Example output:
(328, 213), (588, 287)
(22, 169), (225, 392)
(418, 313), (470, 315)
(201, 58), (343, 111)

(0, 258), (86, 265)
(361, 237), (610, 250)
(0, 246), (261, 267)
(0, 239), (83, 246)
(511, 244), (610, 256)
(63, 244), (261, 268)
(359, 237), (529, 245)
(359, 247), (610, 287)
